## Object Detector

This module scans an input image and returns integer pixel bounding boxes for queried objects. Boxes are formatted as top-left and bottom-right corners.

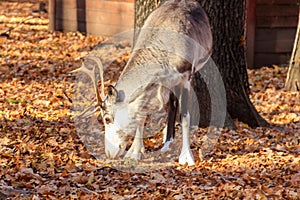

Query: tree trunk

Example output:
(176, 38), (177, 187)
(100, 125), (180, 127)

(196, 0), (269, 128)
(285, 7), (300, 92)
(134, 0), (269, 128)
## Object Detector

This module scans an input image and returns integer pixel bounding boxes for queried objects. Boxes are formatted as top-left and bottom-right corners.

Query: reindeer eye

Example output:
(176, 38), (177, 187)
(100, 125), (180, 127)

(104, 116), (112, 124)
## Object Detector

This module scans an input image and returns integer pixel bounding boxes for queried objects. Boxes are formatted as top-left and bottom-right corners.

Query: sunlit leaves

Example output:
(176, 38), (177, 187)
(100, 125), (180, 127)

(0, 1), (299, 199)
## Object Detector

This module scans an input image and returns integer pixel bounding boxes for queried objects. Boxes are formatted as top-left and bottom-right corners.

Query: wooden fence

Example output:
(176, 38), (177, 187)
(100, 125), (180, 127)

(48, 0), (299, 68)
(251, 0), (299, 68)
(48, 0), (134, 36)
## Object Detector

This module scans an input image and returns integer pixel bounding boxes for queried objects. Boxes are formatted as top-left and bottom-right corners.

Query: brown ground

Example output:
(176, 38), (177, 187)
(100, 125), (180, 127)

(0, 1), (299, 199)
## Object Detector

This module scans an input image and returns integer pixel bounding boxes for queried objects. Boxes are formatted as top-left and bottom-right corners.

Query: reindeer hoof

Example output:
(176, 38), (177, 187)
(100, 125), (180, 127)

(179, 149), (195, 166)
(161, 138), (174, 152)
(124, 146), (145, 160)
(124, 152), (141, 161)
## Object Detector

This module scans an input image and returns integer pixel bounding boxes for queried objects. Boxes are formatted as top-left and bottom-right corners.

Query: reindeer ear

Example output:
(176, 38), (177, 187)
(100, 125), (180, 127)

(107, 85), (119, 103)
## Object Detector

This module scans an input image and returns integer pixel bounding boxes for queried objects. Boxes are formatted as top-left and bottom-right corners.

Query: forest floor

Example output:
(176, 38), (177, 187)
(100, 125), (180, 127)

(0, 1), (299, 199)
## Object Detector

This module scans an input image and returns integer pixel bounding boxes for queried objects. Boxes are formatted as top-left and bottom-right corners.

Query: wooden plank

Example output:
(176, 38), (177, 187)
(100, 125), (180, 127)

(55, 0), (76, 9)
(54, 1), (134, 21)
(86, 22), (134, 36)
(55, 19), (77, 32)
(77, 1), (87, 33)
(105, 0), (134, 2)
(86, 0), (134, 14)
(55, 9), (134, 26)
(255, 39), (295, 53)
(256, 16), (298, 27)
(54, 19), (134, 36)
(85, 10), (134, 26)
(256, 5), (298, 17)
(53, 8), (80, 21)
(53, 0), (134, 10)
(48, 0), (56, 31)
(254, 53), (291, 67)
(76, 0), (86, 8)
(256, 28), (297, 41)
(257, 0), (299, 5)
(55, 8), (77, 21)
(51, 0), (135, 36)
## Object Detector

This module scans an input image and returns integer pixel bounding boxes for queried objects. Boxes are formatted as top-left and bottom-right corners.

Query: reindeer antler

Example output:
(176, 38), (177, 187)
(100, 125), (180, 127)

(86, 56), (105, 100)
(71, 55), (105, 111)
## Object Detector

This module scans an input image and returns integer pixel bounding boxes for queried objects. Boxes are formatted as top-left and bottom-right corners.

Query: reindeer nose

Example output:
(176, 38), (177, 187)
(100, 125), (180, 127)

(105, 140), (120, 158)
(104, 125), (123, 159)
(105, 148), (115, 158)
(105, 141), (120, 158)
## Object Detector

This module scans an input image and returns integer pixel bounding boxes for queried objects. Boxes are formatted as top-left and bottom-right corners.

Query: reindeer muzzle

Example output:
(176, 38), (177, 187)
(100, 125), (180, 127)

(104, 124), (125, 158)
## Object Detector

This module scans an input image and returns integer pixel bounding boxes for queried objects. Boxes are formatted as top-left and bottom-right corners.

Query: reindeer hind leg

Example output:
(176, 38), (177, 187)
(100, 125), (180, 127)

(161, 92), (178, 151)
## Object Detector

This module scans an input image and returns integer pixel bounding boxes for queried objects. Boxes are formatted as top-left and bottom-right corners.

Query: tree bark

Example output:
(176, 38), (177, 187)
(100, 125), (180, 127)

(196, 0), (269, 128)
(134, 0), (269, 128)
(285, 7), (300, 92)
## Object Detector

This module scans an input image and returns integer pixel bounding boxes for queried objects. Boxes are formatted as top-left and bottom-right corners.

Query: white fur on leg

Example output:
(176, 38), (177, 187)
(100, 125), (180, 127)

(161, 138), (174, 152)
(179, 112), (195, 166)
(162, 125), (168, 143)
(124, 124), (145, 160)
(161, 126), (174, 151)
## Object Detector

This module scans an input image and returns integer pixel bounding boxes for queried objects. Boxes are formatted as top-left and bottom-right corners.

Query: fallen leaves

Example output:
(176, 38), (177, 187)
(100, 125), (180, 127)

(0, 1), (299, 199)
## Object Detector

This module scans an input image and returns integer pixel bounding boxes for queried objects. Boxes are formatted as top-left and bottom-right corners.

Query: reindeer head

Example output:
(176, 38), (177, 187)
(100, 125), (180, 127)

(73, 56), (137, 159)
(100, 85), (133, 158)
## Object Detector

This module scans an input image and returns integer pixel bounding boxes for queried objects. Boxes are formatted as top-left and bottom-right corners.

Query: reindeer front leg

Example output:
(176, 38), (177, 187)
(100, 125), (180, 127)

(124, 118), (146, 160)
(179, 82), (195, 166)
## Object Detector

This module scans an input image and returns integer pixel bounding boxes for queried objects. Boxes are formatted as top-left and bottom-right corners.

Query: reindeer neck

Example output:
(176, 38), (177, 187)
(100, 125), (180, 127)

(114, 48), (169, 102)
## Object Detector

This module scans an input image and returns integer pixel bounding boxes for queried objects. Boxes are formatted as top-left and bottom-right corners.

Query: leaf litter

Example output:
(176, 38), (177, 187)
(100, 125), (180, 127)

(0, 1), (299, 199)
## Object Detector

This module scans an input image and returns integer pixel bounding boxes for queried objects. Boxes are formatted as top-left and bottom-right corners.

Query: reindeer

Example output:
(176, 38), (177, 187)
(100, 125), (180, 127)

(73, 0), (212, 166)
